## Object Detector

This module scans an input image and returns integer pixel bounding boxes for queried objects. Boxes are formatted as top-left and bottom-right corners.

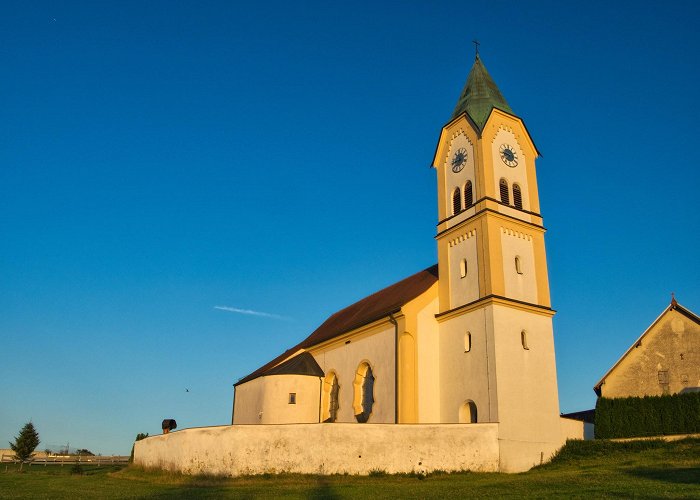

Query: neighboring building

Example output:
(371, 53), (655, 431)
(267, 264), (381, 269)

(231, 53), (569, 465)
(594, 297), (700, 398)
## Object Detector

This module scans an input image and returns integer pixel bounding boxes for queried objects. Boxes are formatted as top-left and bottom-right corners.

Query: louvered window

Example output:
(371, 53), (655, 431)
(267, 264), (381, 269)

(464, 181), (473, 208)
(499, 179), (510, 205)
(513, 184), (523, 210)
(452, 188), (462, 215)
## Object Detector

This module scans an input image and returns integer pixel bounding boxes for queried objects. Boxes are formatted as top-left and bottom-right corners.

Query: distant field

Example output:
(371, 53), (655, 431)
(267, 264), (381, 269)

(1, 438), (698, 499)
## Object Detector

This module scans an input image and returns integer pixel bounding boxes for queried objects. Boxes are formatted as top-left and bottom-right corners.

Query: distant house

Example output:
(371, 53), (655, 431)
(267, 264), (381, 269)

(594, 298), (700, 398)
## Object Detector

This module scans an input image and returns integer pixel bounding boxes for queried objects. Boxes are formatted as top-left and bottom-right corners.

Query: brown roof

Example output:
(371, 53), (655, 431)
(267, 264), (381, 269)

(235, 264), (439, 386)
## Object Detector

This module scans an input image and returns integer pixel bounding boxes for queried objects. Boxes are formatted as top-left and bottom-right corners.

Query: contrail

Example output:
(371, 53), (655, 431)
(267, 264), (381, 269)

(214, 306), (292, 321)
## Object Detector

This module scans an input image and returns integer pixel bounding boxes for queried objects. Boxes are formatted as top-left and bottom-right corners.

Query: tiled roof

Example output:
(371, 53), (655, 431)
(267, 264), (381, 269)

(235, 265), (438, 386)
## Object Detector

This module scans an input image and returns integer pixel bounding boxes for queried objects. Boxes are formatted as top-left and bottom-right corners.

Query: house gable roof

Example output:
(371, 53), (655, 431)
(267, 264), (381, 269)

(593, 298), (700, 396)
(235, 264), (439, 387)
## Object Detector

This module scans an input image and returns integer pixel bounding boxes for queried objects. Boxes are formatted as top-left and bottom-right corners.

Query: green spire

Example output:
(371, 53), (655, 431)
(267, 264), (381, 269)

(451, 54), (513, 130)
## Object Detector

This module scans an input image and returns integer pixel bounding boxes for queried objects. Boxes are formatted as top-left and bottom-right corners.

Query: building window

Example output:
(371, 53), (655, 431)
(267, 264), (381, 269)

(657, 370), (669, 385)
(515, 256), (523, 274)
(460, 258), (467, 278)
(452, 188), (462, 215)
(521, 330), (529, 350)
(513, 184), (523, 210)
(288, 393), (296, 404)
(323, 373), (340, 423)
(353, 362), (375, 423)
(459, 400), (478, 423)
(464, 332), (472, 352)
(499, 179), (510, 205)
(464, 181), (473, 208)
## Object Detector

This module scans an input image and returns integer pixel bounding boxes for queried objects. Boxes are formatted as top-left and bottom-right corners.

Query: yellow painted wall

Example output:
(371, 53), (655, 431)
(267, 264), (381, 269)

(310, 320), (396, 423)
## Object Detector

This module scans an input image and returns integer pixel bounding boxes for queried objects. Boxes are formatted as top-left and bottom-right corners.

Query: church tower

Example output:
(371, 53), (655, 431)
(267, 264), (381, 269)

(431, 53), (562, 470)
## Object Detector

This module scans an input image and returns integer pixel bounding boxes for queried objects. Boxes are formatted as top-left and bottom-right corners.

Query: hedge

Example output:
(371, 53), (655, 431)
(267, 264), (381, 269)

(595, 392), (700, 439)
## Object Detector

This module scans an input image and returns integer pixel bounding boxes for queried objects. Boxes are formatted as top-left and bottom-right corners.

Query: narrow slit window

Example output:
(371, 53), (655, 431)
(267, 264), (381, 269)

(464, 181), (473, 208)
(515, 256), (523, 274)
(499, 179), (510, 205)
(464, 332), (472, 352)
(452, 188), (462, 215)
(521, 330), (529, 350)
(288, 393), (296, 404)
(460, 258), (467, 278)
(513, 184), (523, 210)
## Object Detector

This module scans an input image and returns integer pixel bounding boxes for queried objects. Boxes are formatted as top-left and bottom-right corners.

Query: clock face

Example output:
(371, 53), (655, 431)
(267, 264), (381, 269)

(451, 147), (468, 173)
(499, 144), (518, 167)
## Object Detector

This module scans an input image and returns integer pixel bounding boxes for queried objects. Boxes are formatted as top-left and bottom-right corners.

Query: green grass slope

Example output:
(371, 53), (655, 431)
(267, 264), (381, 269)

(1, 438), (698, 499)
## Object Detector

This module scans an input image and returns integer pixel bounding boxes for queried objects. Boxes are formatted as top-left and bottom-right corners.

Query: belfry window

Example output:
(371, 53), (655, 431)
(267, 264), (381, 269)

(513, 184), (523, 210)
(452, 188), (462, 215)
(521, 330), (529, 350)
(464, 332), (472, 352)
(499, 179), (510, 205)
(464, 181), (473, 208)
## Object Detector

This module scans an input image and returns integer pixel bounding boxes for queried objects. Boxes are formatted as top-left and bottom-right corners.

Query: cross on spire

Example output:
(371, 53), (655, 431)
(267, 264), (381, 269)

(473, 39), (480, 58)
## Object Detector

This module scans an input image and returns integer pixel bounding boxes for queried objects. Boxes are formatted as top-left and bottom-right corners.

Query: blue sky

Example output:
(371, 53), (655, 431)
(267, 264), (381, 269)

(2, 1), (699, 454)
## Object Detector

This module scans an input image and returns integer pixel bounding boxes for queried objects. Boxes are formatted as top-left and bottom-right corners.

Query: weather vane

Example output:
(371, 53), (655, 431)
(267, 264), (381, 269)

(473, 39), (480, 57)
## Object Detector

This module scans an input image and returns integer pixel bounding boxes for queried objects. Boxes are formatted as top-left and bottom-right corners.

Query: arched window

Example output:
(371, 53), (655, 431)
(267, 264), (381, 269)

(521, 330), (529, 350)
(322, 372), (340, 423)
(452, 188), (462, 215)
(464, 332), (472, 352)
(499, 179), (510, 205)
(515, 256), (523, 274)
(353, 363), (375, 423)
(513, 184), (523, 210)
(460, 258), (467, 278)
(459, 400), (478, 423)
(464, 181), (473, 208)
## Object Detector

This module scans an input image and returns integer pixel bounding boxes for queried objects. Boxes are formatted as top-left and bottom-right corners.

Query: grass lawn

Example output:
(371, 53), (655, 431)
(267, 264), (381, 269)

(0, 438), (698, 499)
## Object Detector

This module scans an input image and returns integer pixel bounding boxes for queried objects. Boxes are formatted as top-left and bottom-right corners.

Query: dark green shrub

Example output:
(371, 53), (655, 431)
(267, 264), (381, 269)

(595, 392), (700, 438)
(129, 432), (149, 463)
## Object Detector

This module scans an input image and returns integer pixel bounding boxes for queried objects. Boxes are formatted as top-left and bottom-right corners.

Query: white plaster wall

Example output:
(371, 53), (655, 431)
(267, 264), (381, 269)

(233, 375), (320, 425)
(499, 228), (537, 304)
(438, 308), (496, 424)
(134, 423), (500, 476)
(417, 297), (441, 423)
(448, 231), (479, 309)
(311, 323), (395, 423)
(490, 128), (529, 211)
(490, 304), (560, 448)
(232, 377), (265, 424)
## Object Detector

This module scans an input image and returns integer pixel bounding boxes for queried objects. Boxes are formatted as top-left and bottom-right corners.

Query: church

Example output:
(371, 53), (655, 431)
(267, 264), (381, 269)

(232, 52), (566, 459)
(135, 52), (585, 475)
